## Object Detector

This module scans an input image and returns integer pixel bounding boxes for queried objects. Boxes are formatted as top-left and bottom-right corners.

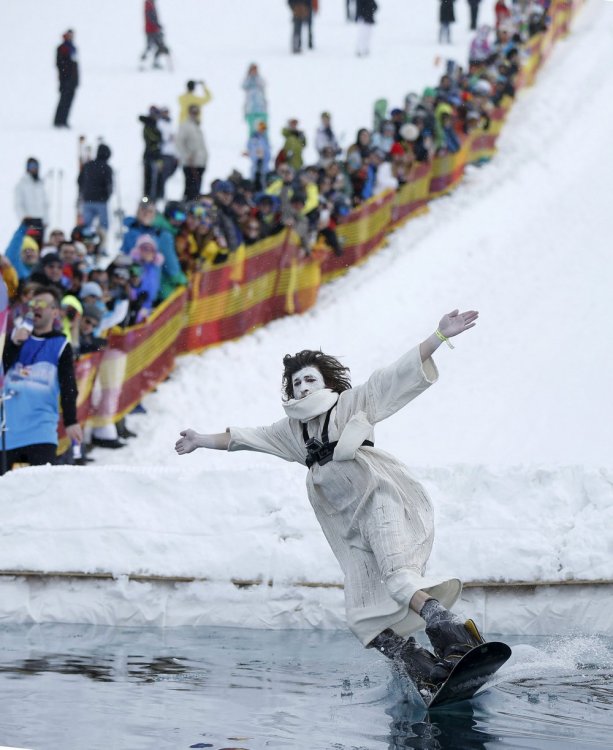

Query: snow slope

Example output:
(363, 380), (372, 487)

(1, 0), (612, 633)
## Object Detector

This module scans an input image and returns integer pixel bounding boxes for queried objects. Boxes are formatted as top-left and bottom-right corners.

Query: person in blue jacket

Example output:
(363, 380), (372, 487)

(247, 120), (271, 192)
(120, 197), (186, 299)
(5, 224), (40, 281)
(2, 286), (82, 470)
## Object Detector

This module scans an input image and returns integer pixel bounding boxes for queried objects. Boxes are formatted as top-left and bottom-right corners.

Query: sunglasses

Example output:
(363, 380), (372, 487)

(29, 299), (52, 310)
(83, 318), (98, 326)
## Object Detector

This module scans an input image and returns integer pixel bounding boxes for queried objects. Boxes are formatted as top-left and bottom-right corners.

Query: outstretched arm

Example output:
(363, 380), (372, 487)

(175, 428), (230, 454)
(419, 309), (479, 362)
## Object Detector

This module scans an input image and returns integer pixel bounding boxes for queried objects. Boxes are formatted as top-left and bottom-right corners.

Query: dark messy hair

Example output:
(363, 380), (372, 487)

(282, 350), (351, 401)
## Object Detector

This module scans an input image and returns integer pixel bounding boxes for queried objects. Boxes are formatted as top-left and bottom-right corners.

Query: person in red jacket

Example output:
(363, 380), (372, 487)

(494, 0), (511, 30)
(140, 0), (171, 70)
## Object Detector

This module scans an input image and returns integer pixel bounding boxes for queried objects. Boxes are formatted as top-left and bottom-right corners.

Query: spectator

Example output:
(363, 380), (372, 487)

(14, 158), (49, 231)
(389, 108), (407, 141)
(439, 0), (456, 44)
(467, 0), (481, 30)
(255, 194), (283, 237)
(77, 143), (113, 247)
(79, 280), (105, 311)
(315, 112), (341, 160)
(176, 104), (209, 201)
(58, 241), (79, 277)
(157, 107), (179, 198)
(174, 204), (199, 266)
(46, 229), (66, 249)
(266, 163), (296, 220)
(242, 216), (264, 246)
(29, 253), (67, 296)
(178, 80), (213, 125)
(2, 286), (81, 470)
(0, 255), (19, 302)
(284, 190), (311, 254)
(60, 294), (83, 347)
(78, 304), (107, 355)
(121, 198), (186, 300)
(211, 181), (243, 257)
(6, 225), (40, 281)
(53, 29), (79, 128)
(434, 103), (461, 153)
(288, 0), (311, 54)
(355, 0), (378, 57)
(469, 25), (493, 65)
(140, 0), (171, 70)
(242, 63), (268, 136)
(372, 120), (396, 154)
(138, 106), (163, 201)
(7, 280), (38, 334)
(347, 128), (372, 168)
(128, 234), (164, 321)
(280, 119), (307, 171)
(71, 225), (102, 265)
(362, 147), (386, 200)
(246, 120), (271, 192)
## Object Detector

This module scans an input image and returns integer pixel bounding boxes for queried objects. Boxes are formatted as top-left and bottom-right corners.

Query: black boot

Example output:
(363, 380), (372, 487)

(421, 600), (485, 670)
(368, 629), (450, 694)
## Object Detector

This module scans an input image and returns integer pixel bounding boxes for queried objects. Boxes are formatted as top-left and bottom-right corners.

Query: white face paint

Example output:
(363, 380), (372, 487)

(292, 366), (326, 400)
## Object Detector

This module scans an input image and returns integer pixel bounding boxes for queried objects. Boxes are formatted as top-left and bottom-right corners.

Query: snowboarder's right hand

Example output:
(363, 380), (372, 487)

(175, 429), (199, 455)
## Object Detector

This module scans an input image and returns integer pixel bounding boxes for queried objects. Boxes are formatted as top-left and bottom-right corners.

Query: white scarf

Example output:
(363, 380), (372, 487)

(282, 389), (339, 423)
(283, 389), (374, 462)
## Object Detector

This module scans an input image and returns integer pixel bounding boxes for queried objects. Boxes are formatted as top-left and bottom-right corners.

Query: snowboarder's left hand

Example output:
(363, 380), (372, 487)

(438, 309), (479, 338)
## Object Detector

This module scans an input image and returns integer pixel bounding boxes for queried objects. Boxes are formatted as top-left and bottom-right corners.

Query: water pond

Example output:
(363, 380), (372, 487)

(0, 624), (610, 749)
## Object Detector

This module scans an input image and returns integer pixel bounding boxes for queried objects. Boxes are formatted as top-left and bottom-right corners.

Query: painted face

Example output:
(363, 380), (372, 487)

(292, 366), (325, 400)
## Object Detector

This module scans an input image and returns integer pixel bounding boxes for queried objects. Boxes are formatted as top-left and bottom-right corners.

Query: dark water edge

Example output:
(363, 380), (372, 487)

(0, 624), (610, 750)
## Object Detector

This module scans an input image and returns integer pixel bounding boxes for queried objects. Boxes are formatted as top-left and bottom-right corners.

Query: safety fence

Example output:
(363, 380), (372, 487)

(60, 0), (581, 448)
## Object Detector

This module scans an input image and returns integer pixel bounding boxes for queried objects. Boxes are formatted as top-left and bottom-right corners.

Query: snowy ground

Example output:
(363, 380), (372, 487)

(1, 0), (612, 634)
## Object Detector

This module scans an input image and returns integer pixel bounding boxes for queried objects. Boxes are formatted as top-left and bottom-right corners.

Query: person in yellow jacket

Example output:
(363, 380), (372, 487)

(0, 255), (19, 301)
(60, 294), (83, 348)
(178, 80), (213, 124)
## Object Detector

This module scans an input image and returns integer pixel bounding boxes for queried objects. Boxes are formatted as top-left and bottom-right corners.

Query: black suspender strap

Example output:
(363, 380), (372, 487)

(303, 407), (374, 468)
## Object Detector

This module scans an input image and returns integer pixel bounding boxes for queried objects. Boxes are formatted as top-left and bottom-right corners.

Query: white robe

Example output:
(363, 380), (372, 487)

(228, 346), (461, 645)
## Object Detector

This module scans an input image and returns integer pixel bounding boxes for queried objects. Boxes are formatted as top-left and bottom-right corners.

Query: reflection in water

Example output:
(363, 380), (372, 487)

(386, 700), (493, 750)
(0, 652), (200, 683)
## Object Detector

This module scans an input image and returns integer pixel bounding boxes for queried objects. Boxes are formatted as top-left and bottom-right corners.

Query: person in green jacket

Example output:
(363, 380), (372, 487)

(280, 118), (307, 171)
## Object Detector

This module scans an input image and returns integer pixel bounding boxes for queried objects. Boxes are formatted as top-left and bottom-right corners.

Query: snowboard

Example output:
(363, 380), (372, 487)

(426, 641), (511, 709)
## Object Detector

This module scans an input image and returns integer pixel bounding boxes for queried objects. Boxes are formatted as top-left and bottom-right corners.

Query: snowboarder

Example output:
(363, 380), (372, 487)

(140, 0), (171, 70)
(53, 29), (79, 128)
(175, 309), (486, 694)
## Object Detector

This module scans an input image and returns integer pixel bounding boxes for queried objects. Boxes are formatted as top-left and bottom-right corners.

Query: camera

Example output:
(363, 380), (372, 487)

(305, 437), (335, 467)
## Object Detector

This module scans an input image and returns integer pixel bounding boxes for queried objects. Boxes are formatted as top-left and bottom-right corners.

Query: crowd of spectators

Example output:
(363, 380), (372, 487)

(1, 0), (552, 470)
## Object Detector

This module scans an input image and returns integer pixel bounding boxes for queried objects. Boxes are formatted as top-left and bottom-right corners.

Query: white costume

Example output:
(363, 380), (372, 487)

(228, 346), (461, 646)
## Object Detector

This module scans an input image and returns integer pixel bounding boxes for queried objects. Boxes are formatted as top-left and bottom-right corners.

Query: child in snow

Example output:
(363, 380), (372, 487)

(175, 309), (486, 695)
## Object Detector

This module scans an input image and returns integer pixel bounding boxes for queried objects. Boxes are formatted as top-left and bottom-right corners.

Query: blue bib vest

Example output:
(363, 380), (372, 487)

(4, 334), (67, 449)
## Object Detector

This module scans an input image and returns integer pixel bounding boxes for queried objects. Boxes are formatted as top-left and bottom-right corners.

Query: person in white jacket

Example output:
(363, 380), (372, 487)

(175, 309), (486, 696)
(14, 157), (49, 227)
(176, 104), (208, 201)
